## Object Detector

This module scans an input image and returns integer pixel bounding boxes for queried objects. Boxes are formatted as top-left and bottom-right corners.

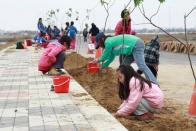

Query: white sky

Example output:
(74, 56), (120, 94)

(0, 0), (196, 31)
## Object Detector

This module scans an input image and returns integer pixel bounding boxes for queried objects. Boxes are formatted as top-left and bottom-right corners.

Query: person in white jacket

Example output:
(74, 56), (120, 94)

(115, 65), (164, 121)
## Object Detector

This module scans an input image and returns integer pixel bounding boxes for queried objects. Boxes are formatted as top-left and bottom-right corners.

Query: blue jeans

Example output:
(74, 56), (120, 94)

(122, 40), (158, 85)
(133, 98), (160, 115)
(53, 51), (65, 69)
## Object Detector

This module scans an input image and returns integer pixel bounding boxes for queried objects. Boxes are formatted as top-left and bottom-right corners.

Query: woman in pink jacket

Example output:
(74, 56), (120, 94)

(38, 35), (71, 74)
(115, 65), (164, 121)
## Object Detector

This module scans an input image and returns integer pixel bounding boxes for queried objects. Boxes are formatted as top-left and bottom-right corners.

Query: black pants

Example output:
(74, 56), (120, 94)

(147, 65), (157, 78)
(137, 65), (157, 78)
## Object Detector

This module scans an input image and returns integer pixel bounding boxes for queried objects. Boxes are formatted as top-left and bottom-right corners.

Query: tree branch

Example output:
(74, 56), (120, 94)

(138, 5), (185, 45)
(130, 6), (136, 13)
(185, 6), (196, 17)
(103, 4), (109, 32)
(109, 0), (116, 9)
(125, 0), (132, 9)
(139, 4), (196, 82)
(150, 3), (161, 20)
(184, 6), (196, 81)
(133, 22), (151, 25)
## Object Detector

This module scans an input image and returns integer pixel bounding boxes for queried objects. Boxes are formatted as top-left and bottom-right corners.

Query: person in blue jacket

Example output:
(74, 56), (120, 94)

(37, 18), (46, 33)
(46, 25), (53, 38)
(67, 21), (77, 49)
(53, 26), (60, 39)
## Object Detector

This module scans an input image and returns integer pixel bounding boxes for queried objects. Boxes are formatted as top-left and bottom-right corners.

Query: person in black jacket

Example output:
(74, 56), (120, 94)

(89, 23), (99, 44)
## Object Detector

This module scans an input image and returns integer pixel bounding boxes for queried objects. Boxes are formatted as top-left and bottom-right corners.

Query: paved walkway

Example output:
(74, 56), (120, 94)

(0, 46), (127, 131)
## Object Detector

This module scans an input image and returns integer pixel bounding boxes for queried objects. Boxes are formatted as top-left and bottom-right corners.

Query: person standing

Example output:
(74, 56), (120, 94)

(65, 22), (70, 36)
(89, 23), (99, 44)
(83, 25), (88, 42)
(115, 9), (133, 65)
(144, 35), (160, 78)
(67, 21), (77, 49)
(37, 18), (46, 33)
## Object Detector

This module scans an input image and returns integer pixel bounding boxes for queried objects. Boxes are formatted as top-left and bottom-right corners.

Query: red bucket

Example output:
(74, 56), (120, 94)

(53, 76), (70, 93)
(25, 39), (32, 46)
(87, 62), (99, 73)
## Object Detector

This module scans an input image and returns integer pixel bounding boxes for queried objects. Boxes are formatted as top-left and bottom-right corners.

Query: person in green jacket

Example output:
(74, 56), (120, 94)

(93, 32), (158, 85)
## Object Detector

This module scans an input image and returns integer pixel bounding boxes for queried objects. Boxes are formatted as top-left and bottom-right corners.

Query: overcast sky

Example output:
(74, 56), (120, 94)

(0, 0), (196, 31)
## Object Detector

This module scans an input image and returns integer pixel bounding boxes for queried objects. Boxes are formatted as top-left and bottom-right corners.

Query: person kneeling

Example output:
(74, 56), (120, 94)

(115, 65), (164, 121)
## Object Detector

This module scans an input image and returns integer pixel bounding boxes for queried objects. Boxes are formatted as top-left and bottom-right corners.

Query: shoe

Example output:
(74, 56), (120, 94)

(50, 85), (54, 91)
(135, 112), (154, 121)
(56, 68), (66, 75)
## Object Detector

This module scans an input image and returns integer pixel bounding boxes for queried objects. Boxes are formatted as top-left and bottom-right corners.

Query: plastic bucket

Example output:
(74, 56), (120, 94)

(53, 76), (70, 93)
(87, 62), (99, 73)
(95, 47), (102, 59)
(25, 39), (32, 46)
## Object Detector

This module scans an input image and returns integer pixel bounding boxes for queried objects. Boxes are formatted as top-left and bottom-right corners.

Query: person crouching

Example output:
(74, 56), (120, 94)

(115, 65), (164, 121)
(38, 35), (71, 75)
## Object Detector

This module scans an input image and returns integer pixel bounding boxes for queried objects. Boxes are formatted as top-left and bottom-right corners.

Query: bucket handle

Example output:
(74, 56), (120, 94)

(88, 67), (99, 70)
(53, 78), (70, 87)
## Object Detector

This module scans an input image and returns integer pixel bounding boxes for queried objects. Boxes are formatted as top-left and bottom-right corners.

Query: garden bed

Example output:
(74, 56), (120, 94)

(64, 52), (196, 131)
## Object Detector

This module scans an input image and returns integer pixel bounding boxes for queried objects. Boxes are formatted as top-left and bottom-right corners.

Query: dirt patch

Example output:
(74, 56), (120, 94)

(64, 53), (196, 131)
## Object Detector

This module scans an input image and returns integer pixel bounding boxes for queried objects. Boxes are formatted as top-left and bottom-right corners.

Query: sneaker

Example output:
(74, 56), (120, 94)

(50, 85), (54, 91)
(135, 112), (154, 121)
(56, 68), (66, 75)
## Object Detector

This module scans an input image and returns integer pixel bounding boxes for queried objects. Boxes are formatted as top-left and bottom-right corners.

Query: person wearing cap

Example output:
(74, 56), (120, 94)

(93, 33), (158, 85)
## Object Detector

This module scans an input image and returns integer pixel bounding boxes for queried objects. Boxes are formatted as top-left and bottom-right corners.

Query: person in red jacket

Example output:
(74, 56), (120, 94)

(115, 9), (133, 65)
(115, 9), (132, 35)
(38, 35), (71, 75)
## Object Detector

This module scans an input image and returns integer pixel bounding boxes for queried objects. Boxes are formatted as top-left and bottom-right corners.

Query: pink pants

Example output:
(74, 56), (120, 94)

(90, 36), (96, 44)
(70, 38), (76, 49)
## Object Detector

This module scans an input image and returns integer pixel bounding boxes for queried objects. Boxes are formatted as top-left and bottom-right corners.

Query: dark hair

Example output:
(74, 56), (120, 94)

(91, 23), (95, 26)
(121, 9), (130, 18)
(58, 35), (71, 49)
(96, 35), (112, 49)
(71, 21), (74, 26)
(102, 35), (111, 48)
(66, 22), (69, 26)
(117, 65), (152, 100)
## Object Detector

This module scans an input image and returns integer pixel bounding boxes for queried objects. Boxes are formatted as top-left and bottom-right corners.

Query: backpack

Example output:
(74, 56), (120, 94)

(16, 41), (24, 49)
